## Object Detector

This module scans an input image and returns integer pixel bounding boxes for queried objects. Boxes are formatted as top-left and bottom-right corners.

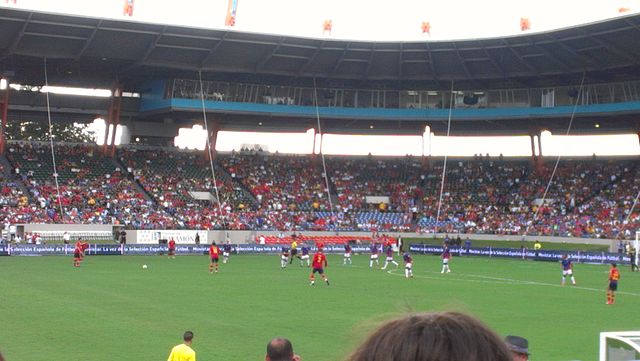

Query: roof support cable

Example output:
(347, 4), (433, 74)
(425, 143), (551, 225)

(523, 71), (586, 237)
(433, 80), (455, 235)
(312, 77), (335, 218)
(614, 188), (640, 241)
(197, 71), (224, 219)
(43, 57), (66, 223)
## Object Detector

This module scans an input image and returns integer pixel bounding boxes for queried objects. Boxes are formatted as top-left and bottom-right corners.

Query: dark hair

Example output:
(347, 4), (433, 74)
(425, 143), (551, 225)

(612, 263), (617, 268)
(267, 337), (294, 361)
(183, 331), (194, 342)
(345, 312), (512, 361)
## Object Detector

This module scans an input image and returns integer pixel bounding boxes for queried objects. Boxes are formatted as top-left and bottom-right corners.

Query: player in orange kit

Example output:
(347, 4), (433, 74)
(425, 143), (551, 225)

(606, 263), (621, 305)
(209, 242), (221, 274)
(309, 247), (330, 286)
(73, 239), (89, 267)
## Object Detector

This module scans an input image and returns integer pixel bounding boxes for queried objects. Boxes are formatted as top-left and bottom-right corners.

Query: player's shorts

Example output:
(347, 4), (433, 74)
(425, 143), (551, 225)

(301, 255), (310, 260)
(210, 257), (219, 263)
(291, 249), (298, 256)
(608, 281), (618, 291)
(386, 257), (394, 261)
(281, 255), (289, 261)
(223, 252), (230, 257)
(370, 254), (379, 259)
(312, 267), (324, 274)
(442, 258), (449, 264)
(344, 253), (351, 258)
(168, 248), (175, 255)
(405, 262), (412, 270)
(562, 269), (573, 276)
(74, 251), (81, 259)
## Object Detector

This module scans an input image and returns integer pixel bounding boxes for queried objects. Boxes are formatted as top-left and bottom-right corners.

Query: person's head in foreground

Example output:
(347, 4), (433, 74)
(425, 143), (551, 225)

(345, 311), (512, 361)
(505, 335), (529, 361)
(183, 331), (194, 346)
(266, 337), (300, 361)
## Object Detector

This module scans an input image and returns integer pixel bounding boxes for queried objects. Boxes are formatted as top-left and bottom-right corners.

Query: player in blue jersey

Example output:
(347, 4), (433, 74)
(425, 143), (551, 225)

(403, 252), (413, 278)
(222, 241), (232, 264)
(343, 243), (353, 265)
(280, 246), (290, 269)
(299, 244), (311, 267)
(441, 246), (451, 274)
(560, 254), (576, 285)
(381, 244), (399, 270)
(369, 242), (380, 268)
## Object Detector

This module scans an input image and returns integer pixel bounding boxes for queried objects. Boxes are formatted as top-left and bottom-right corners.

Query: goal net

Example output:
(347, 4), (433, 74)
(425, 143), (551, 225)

(599, 332), (640, 361)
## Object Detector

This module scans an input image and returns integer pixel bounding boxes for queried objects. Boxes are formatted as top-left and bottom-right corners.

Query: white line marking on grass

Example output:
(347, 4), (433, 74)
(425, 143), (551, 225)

(384, 269), (640, 297)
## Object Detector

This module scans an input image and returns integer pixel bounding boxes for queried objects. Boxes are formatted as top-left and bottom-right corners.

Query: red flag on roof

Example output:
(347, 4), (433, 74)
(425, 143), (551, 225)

(123, 0), (134, 16)
(225, 0), (239, 26)
(323, 19), (332, 35)
(520, 17), (531, 31)
(5, 0), (17, 3)
(421, 21), (431, 35)
(619, 7), (630, 13)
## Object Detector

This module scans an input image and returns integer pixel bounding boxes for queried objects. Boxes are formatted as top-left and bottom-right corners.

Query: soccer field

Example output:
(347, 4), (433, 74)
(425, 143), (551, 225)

(1, 254), (638, 361)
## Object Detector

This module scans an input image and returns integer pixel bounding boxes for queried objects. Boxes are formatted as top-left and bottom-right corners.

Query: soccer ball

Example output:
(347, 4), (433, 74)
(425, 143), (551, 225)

(142, 264), (148, 269)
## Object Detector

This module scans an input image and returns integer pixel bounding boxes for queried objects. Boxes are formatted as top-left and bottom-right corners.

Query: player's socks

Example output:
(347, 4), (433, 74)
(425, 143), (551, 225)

(325, 279), (330, 286)
(571, 276), (576, 285)
(392, 261), (399, 267)
(369, 260), (373, 268)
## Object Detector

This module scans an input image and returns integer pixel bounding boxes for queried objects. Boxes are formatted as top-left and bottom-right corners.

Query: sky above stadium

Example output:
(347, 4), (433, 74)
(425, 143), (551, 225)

(4, 0), (640, 41)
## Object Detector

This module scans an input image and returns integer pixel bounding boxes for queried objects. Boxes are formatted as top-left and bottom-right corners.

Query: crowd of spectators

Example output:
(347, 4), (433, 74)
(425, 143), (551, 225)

(1, 142), (639, 239)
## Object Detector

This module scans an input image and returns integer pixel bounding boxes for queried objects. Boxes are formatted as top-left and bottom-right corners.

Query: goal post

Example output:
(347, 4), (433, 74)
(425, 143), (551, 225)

(635, 231), (639, 269)
(599, 332), (640, 361)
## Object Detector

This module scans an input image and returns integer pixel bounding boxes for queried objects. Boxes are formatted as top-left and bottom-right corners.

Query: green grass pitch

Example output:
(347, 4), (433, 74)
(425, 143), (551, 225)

(1, 253), (638, 361)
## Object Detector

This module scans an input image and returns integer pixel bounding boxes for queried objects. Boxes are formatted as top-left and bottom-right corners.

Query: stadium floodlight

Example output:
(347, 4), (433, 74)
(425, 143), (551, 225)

(599, 331), (640, 361)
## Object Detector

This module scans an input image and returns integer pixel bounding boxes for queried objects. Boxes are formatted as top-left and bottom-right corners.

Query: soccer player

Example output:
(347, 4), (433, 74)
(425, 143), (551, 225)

(381, 244), (399, 270)
(403, 252), (413, 278)
(607, 263), (621, 305)
(209, 241), (220, 274)
(167, 331), (196, 361)
(369, 242), (380, 268)
(168, 238), (176, 259)
(441, 246), (451, 274)
(309, 248), (329, 286)
(343, 243), (352, 265)
(290, 239), (298, 264)
(560, 254), (576, 285)
(299, 244), (310, 267)
(73, 239), (89, 267)
(222, 241), (232, 264)
(280, 246), (290, 269)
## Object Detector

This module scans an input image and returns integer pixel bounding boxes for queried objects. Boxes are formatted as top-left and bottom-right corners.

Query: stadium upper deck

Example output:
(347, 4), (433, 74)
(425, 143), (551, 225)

(1, 7), (640, 138)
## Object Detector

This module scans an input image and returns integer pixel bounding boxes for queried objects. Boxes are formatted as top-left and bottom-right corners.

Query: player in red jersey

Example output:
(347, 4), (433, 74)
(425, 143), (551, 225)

(309, 248), (330, 286)
(607, 263), (621, 305)
(73, 239), (89, 267)
(168, 238), (176, 259)
(209, 242), (221, 274)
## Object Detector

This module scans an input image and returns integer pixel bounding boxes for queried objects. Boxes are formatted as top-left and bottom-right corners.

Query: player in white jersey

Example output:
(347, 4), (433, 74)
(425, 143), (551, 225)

(343, 243), (353, 265)
(369, 243), (380, 268)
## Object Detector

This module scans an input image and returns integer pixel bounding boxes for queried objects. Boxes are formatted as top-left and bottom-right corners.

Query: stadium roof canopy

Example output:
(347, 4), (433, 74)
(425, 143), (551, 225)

(1, 8), (640, 90)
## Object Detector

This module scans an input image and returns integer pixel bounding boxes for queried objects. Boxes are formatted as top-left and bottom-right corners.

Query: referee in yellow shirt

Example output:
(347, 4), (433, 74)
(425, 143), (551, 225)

(167, 331), (196, 361)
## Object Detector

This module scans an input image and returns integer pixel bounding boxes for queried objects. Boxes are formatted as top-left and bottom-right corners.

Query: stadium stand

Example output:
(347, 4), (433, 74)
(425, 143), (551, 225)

(1, 143), (638, 238)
